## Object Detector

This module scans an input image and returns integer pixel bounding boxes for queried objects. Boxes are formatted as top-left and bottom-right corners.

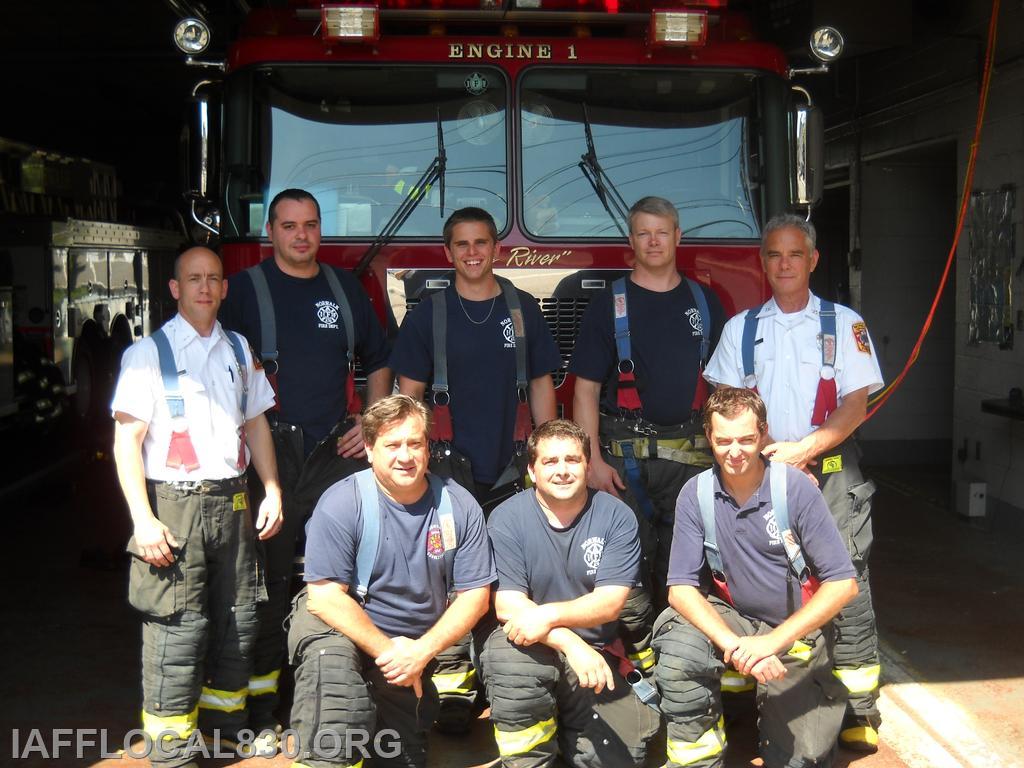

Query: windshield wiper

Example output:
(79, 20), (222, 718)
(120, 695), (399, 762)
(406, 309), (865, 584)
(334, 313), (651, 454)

(577, 103), (630, 239)
(355, 108), (447, 276)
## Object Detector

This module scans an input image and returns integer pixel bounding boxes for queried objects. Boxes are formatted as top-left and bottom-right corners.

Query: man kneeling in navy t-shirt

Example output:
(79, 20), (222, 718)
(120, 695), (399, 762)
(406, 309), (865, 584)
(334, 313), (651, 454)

(286, 395), (495, 768)
(653, 387), (858, 768)
(480, 420), (660, 768)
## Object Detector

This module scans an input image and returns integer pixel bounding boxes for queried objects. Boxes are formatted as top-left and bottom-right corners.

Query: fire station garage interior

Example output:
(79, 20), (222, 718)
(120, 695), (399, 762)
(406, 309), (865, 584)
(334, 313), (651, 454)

(2, 1), (1023, 767)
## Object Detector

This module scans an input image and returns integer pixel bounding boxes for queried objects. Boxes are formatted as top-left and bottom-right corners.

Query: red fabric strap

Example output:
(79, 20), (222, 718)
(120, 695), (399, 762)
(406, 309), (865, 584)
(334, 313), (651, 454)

(237, 425), (247, 471)
(711, 576), (735, 608)
(513, 401), (532, 443)
(346, 371), (363, 416)
(616, 371), (643, 411)
(166, 430), (200, 472)
(691, 374), (709, 412)
(602, 637), (637, 680)
(430, 403), (454, 442)
(810, 378), (837, 426)
(801, 575), (821, 605)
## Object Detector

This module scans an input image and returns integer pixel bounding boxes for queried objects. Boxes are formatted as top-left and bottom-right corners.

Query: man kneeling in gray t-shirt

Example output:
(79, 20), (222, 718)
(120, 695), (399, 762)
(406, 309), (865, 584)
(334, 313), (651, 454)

(480, 419), (660, 768)
(286, 395), (495, 768)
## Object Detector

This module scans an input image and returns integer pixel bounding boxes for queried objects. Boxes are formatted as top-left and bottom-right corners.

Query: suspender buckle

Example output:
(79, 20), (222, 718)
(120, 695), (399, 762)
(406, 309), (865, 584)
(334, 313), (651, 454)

(617, 358), (635, 374)
(431, 389), (451, 406)
(742, 373), (757, 389)
(819, 364), (836, 381)
(263, 358), (279, 376)
(516, 386), (528, 404)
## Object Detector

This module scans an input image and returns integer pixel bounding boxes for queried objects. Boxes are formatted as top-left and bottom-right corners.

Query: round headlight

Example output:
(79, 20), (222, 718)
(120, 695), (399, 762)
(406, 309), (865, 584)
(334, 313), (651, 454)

(174, 18), (211, 55)
(809, 26), (844, 62)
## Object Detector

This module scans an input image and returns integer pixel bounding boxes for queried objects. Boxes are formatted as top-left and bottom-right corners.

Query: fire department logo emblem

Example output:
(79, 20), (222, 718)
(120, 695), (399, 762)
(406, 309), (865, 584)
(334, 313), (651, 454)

(581, 536), (605, 573)
(763, 510), (781, 546)
(686, 307), (703, 334)
(316, 300), (340, 329)
(426, 526), (445, 560)
(501, 317), (517, 347)
(465, 72), (488, 96)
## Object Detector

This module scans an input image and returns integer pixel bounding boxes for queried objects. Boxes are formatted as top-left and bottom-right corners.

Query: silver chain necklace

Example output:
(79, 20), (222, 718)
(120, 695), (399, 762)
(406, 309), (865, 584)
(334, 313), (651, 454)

(457, 292), (498, 325)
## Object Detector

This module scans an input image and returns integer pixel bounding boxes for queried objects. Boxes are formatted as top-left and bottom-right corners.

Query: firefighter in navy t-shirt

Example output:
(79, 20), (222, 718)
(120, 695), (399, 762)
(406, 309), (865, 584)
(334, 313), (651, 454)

(390, 206), (560, 730)
(218, 188), (392, 736)
(569, 195), (725, 676)
(480, 419), (659, 768)
(653, 387), (857, 768)
(287, 395), (495, 768)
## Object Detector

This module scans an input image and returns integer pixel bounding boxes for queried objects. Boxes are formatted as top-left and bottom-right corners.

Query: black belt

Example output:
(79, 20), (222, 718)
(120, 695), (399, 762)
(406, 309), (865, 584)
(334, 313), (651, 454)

(147, 476), (246, 494)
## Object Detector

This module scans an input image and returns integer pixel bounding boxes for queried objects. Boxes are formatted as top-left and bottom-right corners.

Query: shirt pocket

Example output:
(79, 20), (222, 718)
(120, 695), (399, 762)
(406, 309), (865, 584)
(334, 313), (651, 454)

(752, 341), (776, 385)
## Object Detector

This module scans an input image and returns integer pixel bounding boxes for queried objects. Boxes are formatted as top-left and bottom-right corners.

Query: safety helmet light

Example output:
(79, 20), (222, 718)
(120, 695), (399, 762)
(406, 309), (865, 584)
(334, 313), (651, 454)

(173, 17), (211, 55)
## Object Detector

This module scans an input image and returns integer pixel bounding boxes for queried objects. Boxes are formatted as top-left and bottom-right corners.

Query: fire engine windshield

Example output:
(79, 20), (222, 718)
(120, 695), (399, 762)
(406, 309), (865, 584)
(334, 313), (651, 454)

(520, 68), (760, 240)
(235, 66), (508, 238)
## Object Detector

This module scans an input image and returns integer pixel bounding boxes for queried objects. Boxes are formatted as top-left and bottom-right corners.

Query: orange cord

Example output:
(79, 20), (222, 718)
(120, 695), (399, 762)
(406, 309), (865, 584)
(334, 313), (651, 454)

(865, 0), (1001, 421)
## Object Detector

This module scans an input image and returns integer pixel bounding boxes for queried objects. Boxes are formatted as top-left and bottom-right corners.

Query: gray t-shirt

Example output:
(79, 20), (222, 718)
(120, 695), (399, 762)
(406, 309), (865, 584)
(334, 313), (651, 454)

(304, 473), (496, 639)
(667, 461), (855, 627)
(488, 488), (641, 647)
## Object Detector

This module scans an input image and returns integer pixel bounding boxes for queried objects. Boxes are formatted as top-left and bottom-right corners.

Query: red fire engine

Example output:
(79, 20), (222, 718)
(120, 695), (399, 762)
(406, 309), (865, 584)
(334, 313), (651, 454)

(171, 0), (840, 414)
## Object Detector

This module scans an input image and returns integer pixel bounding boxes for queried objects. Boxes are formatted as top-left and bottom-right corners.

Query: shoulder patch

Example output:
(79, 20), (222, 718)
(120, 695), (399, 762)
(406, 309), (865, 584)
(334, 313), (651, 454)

(852, 322), (871, 355)
(248, 343), (263, 370)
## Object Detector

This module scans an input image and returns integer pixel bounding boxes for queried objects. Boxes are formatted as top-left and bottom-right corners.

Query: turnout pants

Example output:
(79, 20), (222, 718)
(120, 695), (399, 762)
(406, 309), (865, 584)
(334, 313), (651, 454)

(600, 415), (711, 673)
(479, 627), (659, 768)
(248, 419), (365, 730)
(287, 591), (440, 768)
(815, 441), (880, 727)
(128, 476), (259, 768)
(429, 450), (518, 727)
(652, 602), (846, 768)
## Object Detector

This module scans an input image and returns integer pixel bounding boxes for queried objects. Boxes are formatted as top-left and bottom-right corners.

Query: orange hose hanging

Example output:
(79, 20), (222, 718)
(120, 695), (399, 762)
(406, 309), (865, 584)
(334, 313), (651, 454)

(864, 0), (1001, 422)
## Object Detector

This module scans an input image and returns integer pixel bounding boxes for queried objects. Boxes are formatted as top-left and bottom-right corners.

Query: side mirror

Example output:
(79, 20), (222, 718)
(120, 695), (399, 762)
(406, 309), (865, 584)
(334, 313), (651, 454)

(182, 80), (222, 236)
(790, 90), (824, 208)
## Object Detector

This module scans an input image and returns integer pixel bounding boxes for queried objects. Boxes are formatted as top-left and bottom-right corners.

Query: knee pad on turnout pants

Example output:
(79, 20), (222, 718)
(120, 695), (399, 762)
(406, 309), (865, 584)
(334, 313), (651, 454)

(652, 608), (724, 739)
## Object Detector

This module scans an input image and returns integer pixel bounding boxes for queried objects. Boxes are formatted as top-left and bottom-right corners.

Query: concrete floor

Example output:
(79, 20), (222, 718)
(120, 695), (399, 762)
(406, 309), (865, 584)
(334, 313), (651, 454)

(2, 459), (1022, 768)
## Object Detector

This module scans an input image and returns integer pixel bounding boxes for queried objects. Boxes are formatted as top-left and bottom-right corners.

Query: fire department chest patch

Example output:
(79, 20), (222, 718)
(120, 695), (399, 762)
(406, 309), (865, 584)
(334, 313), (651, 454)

(581, 536), (605, 575)
(426, 526), (445, 560)
(852, 322), (871, 354)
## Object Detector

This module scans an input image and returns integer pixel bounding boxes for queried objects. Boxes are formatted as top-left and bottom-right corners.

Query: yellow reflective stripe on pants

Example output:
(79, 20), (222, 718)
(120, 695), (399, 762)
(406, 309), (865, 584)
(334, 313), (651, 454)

(786, 640), (813, 662)
(833, 664), (881, 694)
(721, 670), (755, 692)
(494, 717), (557, 756)
(199, 685), (248, 712)
(142, 706), (198, 740)
(607, 437), (710, 466)
(433, 668), (477, 695)
(840, 725), (879, 747)
(667, 716), (726, 767)
(249, 668), (280, 696)
(629, 646), (655, 671)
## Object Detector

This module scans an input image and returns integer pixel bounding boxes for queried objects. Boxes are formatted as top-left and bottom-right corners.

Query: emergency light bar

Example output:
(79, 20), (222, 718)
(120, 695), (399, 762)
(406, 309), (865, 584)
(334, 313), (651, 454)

(512, 0), (725, 9)
(650, 9), (708, 46)
(322, 5), (379, 42)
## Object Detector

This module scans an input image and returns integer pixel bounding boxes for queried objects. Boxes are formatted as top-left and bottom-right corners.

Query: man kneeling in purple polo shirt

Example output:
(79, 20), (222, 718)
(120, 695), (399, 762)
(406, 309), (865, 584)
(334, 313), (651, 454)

(652, 387), (858, 768)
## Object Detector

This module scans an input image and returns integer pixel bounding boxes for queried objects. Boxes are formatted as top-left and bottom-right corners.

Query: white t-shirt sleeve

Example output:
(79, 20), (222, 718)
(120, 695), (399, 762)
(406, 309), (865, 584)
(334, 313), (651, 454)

(837, 308), (884, 397)
(110, 340), (159, 423)
(704, 313), (746, 387)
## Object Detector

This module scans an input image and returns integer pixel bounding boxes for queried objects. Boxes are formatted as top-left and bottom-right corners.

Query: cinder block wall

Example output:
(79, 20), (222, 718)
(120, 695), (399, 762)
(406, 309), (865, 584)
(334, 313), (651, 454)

(824, 0), (1024, 519)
